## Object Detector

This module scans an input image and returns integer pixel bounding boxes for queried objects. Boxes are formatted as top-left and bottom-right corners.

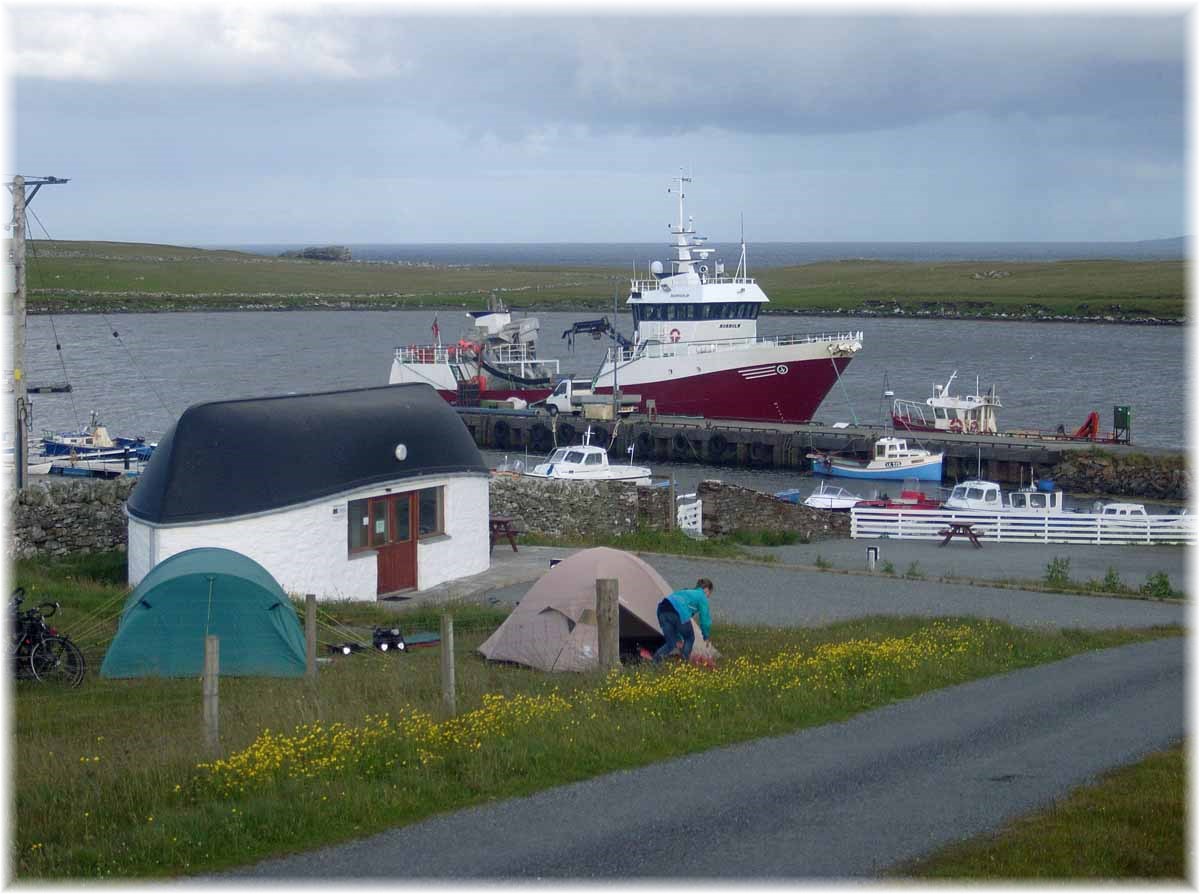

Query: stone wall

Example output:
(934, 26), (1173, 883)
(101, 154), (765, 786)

(697, 481), (850, 540)
(10, 478), (137, 560)
(11, 474), (850, 562)
(1050, 451), (1188, 502)
(487, 475), (849, 541)
(488, 475), (674, 537)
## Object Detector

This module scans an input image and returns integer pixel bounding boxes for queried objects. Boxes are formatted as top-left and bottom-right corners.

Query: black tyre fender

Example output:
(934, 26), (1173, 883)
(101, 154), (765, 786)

(530, 423), (553, 452)
(556, 422), (576, 444)
(707, 433), (729, 457)
(671, 432), (690, 455)
(636, 431), (653, 453)
(493, 419), (510, 450)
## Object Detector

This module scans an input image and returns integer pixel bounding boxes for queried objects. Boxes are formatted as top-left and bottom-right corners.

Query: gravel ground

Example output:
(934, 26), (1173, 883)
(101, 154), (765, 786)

(741, 537), (1189, 592)
(483, 550), (1185, 632)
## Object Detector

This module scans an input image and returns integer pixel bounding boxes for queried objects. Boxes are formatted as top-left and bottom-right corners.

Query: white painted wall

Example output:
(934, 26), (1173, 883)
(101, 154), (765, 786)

(127, 473), (489, 600)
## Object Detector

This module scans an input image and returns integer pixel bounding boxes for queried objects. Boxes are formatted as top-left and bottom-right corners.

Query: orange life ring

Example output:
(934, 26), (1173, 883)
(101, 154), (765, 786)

(968, 419), (979, 433)
(669, 328), (681, 343)
(948, 419), (963, 433)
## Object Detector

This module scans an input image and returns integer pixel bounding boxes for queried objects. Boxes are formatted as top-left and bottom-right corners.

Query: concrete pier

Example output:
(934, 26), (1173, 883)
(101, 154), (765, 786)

(456, 409), (1180, 487)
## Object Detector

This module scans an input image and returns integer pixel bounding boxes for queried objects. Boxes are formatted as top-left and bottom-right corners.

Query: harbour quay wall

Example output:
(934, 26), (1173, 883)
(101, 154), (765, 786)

(459, 410), (1186, 501)
(487, 475), (847, 541)
(10, 478), (137, 559)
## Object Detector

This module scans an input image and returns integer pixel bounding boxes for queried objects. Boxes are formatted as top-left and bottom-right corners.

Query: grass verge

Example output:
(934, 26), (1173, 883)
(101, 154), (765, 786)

(894, 744), (1185, 879)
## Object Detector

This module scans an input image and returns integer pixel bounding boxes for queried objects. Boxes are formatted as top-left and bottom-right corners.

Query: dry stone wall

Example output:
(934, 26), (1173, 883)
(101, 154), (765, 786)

(487, 475), (849, 541)
(9, 478), (137, 560)
(697, 480), (850, 540)
(11, 474), (851, 561)
(488, 475), (674, 537)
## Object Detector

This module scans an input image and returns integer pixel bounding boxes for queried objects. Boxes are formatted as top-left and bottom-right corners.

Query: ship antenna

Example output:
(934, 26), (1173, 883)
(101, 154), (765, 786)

(736, 213), (748, 280)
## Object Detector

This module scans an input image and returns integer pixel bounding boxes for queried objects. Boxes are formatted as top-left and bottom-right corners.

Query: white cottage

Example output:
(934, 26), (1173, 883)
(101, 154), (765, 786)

(126, 384), (490, 600)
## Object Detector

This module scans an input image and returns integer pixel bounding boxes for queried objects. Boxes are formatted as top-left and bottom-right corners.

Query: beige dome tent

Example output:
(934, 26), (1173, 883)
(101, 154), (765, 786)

(479, 547), (716, 672)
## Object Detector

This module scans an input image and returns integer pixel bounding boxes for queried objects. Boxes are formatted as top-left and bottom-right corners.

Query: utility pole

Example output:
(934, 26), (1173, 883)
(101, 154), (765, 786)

(8, 174), (69, 492)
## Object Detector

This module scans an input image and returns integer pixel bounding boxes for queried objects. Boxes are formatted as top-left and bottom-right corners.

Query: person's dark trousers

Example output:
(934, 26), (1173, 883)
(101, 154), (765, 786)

(653, 599), (694, 662)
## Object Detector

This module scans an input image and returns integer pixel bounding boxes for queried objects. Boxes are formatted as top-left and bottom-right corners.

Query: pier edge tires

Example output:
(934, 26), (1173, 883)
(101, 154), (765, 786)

(636, 431), (654, 455)
(30, 636), (86, 688)
(556, 422), (576, 444)
(750, 441), (771, 465)
(530, 423), (553, 453)
(707, 433), (729, 461)
(493, 419), (510, 450)
(671, 432), (690, 459)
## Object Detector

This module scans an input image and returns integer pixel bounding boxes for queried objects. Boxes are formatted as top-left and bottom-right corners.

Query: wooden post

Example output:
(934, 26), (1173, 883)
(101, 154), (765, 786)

(596, 578), (620, 672)
(305, 593), (317, 680)
(11, 176), (26, 492)
(440, 612), (456, 717)
(203, 635), (219, 755)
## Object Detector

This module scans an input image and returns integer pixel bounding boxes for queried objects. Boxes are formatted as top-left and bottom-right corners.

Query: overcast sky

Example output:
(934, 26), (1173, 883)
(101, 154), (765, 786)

(3, 3), (1189, 245)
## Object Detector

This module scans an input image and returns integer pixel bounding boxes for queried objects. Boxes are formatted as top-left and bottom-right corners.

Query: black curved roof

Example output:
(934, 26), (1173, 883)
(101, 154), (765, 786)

(127, 384), (487, 525)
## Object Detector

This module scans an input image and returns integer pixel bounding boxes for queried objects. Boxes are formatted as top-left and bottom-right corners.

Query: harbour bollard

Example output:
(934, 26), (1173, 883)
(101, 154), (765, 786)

(866, 546), (879, 572)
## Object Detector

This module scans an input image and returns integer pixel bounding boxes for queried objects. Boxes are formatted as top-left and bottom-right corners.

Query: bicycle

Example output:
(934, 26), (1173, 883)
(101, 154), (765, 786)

(10, 588), (86, 687)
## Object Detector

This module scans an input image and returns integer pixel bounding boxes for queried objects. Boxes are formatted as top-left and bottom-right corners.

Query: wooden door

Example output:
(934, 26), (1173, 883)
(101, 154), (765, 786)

(375, 493), (417, 595)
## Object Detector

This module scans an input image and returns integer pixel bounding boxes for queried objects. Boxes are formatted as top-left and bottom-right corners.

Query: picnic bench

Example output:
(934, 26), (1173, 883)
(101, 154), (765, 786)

(938, 521), (983, 548)
(489, 515), (520, 554)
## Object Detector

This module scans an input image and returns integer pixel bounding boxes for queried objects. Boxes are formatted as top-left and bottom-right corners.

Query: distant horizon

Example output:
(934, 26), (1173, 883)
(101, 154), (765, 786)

(201, 235), (1189, 249)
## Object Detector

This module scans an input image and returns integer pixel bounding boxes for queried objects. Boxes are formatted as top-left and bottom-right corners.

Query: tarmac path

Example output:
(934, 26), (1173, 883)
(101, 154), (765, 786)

(223, 636), (1183, 879)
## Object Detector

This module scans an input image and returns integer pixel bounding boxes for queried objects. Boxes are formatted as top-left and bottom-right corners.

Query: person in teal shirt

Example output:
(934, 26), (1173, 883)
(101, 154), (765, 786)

(652, 578), (714, 663)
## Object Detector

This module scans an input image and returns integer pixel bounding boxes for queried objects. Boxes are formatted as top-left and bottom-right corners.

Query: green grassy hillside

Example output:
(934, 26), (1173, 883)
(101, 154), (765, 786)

(23, 240), (1186, 320)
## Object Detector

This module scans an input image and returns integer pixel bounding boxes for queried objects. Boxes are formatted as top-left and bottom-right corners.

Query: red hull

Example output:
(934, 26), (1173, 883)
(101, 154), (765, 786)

(438, 356), (852, 424)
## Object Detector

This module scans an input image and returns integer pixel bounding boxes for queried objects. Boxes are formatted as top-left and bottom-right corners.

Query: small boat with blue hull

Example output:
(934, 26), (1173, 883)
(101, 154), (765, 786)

(40, 411), (153, 459)
(809, 437), (943, 482)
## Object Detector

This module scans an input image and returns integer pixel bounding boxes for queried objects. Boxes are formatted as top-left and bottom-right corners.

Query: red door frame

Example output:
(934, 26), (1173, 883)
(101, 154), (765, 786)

(373, 493), (417, 596)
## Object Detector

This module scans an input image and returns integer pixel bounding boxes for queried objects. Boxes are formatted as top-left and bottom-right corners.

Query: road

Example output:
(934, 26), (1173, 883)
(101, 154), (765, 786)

(222, 636), (1183, 879)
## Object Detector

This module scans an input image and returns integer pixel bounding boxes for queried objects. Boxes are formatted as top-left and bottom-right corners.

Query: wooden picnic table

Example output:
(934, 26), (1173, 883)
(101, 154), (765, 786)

(489, 515), (520, 554)
(938, 521), (983, 548)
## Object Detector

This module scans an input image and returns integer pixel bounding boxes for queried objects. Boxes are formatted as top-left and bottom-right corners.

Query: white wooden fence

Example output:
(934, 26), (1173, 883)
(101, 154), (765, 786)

(851, 508), (1195, 546)
(676, 494), (703, 537)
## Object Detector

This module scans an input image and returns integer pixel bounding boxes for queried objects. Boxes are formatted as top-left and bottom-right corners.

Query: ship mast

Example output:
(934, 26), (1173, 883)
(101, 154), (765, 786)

(668, 171), (693, 274)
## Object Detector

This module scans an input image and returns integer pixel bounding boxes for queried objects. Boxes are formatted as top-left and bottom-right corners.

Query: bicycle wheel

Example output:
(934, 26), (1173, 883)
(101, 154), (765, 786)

(30, 636), (86, 688)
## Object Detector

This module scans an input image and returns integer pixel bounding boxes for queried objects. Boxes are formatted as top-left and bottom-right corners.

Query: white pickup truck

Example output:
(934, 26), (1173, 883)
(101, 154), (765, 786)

(537, 379), (640, 417)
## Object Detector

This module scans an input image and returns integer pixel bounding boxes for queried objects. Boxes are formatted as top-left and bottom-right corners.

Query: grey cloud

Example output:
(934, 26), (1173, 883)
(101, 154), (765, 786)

(15, 13), (1184, 141)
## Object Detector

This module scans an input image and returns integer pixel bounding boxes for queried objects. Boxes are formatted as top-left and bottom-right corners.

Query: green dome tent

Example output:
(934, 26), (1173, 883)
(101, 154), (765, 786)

(101, 548), (307, 678)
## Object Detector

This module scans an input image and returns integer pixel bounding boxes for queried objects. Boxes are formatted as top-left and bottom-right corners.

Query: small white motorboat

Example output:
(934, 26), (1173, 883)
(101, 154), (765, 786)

(800, 482), (865, 511)
(523, 427), (652, 485)
(944, 480), (1070, 515)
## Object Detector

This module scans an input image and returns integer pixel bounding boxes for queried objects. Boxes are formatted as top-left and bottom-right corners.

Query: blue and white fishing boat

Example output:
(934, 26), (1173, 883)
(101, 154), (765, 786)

(809, 437), (943, 482)
(40, 411), (153, 459)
